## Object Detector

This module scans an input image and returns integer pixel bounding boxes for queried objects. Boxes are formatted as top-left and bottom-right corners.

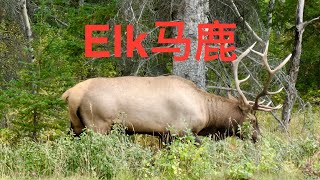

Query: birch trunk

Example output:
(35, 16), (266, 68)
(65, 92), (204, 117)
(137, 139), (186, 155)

(266, 0), (275, 39)
(21, 0), (33, 51)
(281, 0), (305, 127)
(20, 0), (38, 141)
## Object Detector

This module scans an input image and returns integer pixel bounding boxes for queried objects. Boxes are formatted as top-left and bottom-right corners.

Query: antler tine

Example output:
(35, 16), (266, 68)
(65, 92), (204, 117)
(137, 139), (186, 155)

(250, 41), (291, 111)
(267, 87), (284, 95)
(273, 54), (292, 72)
(232, 42), (257, 106)
(259, 99), (266, 104)
(251, 47), (292, 74)
(251, 41), (292, 75)
(257, 104), (283, 112)
(251, 41), (271, 72)
(249, 99), (265, 105)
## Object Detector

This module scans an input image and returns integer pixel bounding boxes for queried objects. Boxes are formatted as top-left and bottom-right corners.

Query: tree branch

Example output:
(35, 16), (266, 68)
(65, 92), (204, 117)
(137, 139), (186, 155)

(300, 16), (320, 29)
(229, 0), (265, 44)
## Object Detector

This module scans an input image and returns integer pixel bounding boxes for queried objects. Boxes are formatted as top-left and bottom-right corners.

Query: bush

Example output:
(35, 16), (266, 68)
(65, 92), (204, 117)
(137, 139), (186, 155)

(0, 112), (320, 179)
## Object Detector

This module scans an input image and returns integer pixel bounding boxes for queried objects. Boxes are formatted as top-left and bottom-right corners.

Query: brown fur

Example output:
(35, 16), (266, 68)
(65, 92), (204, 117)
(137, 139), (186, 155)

(62, 75), (260, 141)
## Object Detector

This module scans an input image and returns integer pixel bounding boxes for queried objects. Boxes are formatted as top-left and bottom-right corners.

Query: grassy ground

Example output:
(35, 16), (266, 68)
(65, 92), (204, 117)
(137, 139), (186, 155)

(0, 111), (319, 179)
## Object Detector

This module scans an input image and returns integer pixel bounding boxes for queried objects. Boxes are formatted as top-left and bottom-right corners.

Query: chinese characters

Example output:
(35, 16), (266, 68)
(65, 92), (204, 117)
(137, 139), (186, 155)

(85, 20), (236, 61)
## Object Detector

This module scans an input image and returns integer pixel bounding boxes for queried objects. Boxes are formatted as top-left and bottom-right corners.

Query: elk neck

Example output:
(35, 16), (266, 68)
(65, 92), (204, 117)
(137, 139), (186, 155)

(203, 92), (246, 129)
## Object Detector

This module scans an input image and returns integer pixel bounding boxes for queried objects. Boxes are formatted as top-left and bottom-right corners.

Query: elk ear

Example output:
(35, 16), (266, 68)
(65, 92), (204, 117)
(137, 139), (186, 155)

(227, 92), (238, 101)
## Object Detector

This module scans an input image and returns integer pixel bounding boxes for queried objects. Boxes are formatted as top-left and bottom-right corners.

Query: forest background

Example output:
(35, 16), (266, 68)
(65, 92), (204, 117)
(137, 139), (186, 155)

(0, 0), (319, 179)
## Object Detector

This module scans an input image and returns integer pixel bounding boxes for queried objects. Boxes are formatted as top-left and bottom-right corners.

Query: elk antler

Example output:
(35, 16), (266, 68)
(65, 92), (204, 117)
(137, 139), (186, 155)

(250, 41), (292, 111)
(232, 42), (257, 108)
(232, 41), (292, 112)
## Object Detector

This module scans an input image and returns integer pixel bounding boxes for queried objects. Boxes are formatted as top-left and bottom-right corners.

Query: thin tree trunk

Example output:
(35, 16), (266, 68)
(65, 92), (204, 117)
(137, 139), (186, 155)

(172, 0), (209, 89)
(21, 0), (33, 51)
(281, 0), (305, 127)
(266, 0), (275, 39)
(20, 0), (38, 141)
(79, 0), (84, 6)
(0, 111), (8, 128)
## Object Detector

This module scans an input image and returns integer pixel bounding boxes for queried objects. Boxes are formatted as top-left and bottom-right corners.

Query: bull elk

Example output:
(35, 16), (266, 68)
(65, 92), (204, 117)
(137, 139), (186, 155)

(62, 41), (291, 143)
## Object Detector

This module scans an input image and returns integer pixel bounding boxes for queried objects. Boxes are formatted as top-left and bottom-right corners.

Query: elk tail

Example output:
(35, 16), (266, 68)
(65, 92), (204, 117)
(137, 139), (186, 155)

(62, 88), (85, 136)
(61, 89), (70, 102)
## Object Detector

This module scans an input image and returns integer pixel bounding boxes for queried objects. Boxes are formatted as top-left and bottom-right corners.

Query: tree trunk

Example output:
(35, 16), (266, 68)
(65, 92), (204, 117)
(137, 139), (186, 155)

(79, 0), (84, 6)
(172, 0), (209, 89)
(0, 111), (8, 128)
(20, 0), (38, 141)
(266, 0), (275, 39)
(281, 0), (305, 127)
(21, 0), (33, 49)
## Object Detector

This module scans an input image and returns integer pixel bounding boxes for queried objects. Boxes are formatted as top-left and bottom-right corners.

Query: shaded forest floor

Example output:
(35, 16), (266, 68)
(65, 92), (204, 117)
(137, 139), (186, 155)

(0, 111), (319, 179)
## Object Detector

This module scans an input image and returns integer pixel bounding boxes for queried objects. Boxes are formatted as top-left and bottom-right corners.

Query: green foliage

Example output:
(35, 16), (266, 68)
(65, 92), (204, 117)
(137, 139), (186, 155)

(265, 0), (320, 103)
(238, 121), (253, 140)
(0, 128), (153, 179)
(0, 0), (319, 178)
(0, 0), (119, 141)
(256, 0), (320, 105)
(1, 112), (319, 179)
(303, 89), (320, 107)
(152, 134), (209, 179)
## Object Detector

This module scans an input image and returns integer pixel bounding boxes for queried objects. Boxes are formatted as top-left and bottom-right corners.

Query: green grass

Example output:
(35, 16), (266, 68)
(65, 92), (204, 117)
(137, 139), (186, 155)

(0, 111), (319, 179)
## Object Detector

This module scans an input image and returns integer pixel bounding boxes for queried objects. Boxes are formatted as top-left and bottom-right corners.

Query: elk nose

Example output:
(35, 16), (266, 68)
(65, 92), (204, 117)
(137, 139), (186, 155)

(251, 129), (260, 143)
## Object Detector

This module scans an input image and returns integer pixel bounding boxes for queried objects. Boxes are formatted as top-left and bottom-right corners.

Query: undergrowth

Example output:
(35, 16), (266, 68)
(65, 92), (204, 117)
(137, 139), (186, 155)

(0, 112), (319, 179)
